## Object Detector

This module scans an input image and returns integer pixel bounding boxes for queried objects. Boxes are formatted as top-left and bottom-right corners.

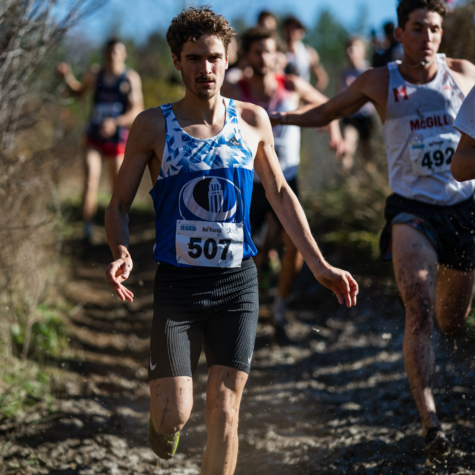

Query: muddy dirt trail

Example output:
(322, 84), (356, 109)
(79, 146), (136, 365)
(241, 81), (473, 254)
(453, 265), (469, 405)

(3, 210), (475, 475)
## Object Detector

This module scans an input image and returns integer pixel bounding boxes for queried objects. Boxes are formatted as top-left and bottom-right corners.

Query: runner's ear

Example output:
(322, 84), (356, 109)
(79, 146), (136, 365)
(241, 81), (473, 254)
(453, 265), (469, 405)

(172, 53), (181, 71)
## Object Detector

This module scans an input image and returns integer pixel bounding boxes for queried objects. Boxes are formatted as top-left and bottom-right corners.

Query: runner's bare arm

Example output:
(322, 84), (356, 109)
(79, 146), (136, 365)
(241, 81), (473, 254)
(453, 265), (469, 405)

(307, 46), (329, 92)
(114, 70), (144, 128)
(270, 69), (379, 127)
(451, 132), (475, 182)
(56, 63), (97, 97)
(250, 105), (358, 307)
(105, 109), (163, 302)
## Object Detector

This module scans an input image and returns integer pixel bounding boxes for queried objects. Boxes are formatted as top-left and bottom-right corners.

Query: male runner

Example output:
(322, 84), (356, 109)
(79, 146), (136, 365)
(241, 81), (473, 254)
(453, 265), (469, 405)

(222, 27), (344, 345)
(451, 85), (475, 180)
(283, 16), (329, 91)
(271, 0), (475, 462)
(104, 7), (358, 473)
(57, 39), (143, 241)
(339, 36), (376, 171)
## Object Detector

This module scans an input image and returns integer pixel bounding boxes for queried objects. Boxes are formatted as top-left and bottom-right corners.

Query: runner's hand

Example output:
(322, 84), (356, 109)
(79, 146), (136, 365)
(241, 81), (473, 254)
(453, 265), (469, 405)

(312, 263), (358, 307)
(269, 111), (285, 127)
(100, 117), (118, 138)
(105, 257), (134, 303)
(56, 62), (71, 77)
(328, 121), (346, 159)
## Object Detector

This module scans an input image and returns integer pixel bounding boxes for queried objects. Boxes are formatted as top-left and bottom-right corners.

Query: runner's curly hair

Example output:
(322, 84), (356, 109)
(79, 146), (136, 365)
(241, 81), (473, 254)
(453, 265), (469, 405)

(166, 6), (236, 59)
(397, 0), (446, 29)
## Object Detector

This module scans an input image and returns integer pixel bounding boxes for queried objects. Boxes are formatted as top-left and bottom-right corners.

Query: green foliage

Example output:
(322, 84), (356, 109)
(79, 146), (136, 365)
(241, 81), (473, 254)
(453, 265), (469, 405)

(10, 303), (68, 361)
(142, 78), (185, 109)
(0, 358), (55, 419)
(306, 9), (349, 70)
(304, 167), (391, 265)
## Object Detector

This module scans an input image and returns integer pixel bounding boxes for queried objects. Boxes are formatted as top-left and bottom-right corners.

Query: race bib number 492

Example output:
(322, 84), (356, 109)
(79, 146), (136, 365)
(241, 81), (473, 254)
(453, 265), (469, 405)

(176, 220), (244, 268)
(409, 133), (458, 177)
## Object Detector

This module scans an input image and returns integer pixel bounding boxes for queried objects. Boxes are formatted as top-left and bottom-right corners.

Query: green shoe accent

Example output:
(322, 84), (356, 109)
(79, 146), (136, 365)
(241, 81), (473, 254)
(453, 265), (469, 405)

(147, 419), (180, 460)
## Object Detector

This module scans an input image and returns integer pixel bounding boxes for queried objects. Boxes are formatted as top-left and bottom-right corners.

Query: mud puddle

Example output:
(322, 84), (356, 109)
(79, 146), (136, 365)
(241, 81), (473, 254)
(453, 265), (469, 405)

(2, 215), (475, 475)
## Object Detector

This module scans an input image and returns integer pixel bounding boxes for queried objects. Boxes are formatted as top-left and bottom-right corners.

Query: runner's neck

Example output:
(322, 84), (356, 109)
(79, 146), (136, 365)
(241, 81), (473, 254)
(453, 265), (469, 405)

(104, 63), (126, 76)
(173, 93), (226, 128)
(397, 54), (439, 85)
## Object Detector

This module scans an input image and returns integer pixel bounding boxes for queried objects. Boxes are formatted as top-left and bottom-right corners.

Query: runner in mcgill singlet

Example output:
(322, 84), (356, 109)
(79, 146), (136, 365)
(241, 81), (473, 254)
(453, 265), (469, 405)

(104, 7), (358, 473)
(270, 0), (475, 463)
(222, 27), (344, 345)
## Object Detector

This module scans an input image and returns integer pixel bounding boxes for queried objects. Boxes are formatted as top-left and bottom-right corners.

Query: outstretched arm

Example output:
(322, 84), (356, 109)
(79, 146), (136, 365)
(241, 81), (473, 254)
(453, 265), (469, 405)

(270, 70), (373, 128)
(451, 132), (475, 182)
(253, 106), (358, 306)
(56, 63), (96, 97)
(105, 110), (159, 302)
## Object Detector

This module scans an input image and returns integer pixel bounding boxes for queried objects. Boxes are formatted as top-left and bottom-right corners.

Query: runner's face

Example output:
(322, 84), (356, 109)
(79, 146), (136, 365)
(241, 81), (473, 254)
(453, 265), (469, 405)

(104, 43), (127, 69)
(396, 9), (443, 64)
(174, 35), (228, 99)
(346, 40), (366, 67)
(247, 38), (277, 77)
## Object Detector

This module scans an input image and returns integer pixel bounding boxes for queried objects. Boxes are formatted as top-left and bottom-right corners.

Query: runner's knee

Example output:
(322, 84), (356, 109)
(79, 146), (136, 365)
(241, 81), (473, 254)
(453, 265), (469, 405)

(205, 395), (239, 434)
(151, 406), (190, 435)
(404, 297), (434, 334)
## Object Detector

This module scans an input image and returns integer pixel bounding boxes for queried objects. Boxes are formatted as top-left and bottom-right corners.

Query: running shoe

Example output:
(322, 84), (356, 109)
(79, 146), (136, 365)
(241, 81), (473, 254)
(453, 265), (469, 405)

(147, 419), (180, 460)
(424, 427), (451, 462)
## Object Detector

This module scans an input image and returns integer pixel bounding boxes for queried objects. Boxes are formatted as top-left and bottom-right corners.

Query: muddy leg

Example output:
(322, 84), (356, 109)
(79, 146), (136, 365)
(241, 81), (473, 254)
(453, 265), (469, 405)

(202, 366), (248, 475)
(435, 265), (474, 336)
(149, 376), (193, 435)
(392, 224), (440, 436)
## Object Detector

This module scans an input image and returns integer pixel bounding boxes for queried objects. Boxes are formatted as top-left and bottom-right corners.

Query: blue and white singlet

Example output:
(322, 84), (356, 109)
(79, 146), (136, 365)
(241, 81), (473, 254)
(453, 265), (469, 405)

(150, 98), (257, 268)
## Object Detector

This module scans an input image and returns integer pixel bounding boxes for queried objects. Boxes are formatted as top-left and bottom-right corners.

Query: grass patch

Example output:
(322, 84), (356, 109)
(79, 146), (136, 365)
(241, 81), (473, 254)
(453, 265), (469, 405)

(0, 356), (56, 420)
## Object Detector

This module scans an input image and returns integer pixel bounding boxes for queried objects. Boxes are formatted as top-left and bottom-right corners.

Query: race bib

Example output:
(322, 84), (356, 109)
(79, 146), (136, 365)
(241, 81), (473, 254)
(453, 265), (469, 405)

(176, 220), (244, 268)
(409, 133), (458, 177)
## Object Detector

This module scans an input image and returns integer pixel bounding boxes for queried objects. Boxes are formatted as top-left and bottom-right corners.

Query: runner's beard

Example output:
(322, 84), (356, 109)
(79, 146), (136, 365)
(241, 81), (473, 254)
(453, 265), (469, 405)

(181, 71), (220, 99)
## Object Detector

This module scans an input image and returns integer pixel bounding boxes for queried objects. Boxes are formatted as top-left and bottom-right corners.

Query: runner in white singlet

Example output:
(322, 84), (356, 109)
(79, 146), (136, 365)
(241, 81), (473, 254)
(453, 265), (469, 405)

(283, 16), (329, 91)
(270, 0), (475, 462)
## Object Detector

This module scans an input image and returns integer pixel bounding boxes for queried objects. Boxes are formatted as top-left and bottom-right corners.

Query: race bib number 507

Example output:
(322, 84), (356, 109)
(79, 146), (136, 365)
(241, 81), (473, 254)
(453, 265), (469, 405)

(176, 220), (244, 268)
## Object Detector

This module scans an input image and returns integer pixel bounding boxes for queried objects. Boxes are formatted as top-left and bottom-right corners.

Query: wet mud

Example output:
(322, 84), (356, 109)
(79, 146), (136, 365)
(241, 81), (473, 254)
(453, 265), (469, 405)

(2, 216), (475, 474)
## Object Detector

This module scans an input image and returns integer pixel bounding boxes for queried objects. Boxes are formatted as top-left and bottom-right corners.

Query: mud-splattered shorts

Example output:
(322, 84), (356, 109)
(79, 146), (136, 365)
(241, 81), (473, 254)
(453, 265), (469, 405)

(380, 193), (475, 272)
(148, 258), (259, 381)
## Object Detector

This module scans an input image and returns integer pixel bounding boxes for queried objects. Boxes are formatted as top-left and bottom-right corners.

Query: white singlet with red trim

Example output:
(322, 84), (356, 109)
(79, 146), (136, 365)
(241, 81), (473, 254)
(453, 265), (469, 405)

(383, 53), (473, 205)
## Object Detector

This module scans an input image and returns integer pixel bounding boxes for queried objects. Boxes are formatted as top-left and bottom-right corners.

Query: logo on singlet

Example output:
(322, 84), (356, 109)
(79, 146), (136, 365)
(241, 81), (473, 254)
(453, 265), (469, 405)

(179, 176), (243, 222)
(393, 86), (409, 102)
(226, 136), (241, 147)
